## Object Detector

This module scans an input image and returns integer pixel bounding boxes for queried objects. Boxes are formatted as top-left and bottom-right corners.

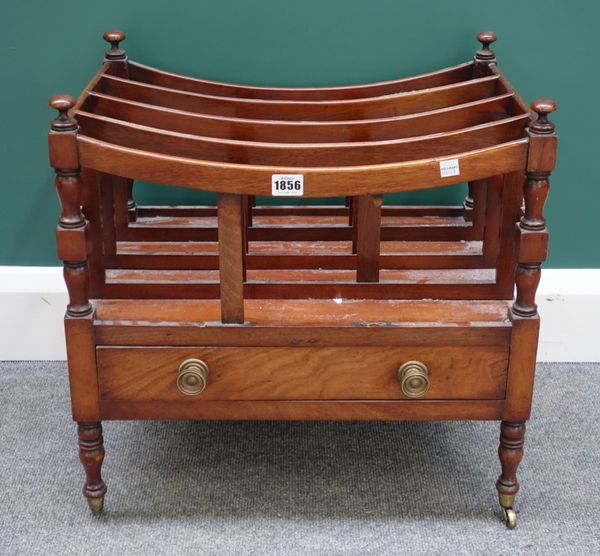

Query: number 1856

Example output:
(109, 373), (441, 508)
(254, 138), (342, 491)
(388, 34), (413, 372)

(273, 179), (302, 191)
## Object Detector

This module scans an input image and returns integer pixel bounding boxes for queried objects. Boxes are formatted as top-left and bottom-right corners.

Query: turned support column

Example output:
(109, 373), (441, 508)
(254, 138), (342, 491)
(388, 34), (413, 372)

(465, 32), (497, 232)
(49, 95), (92, 318)
(77, 422), (107, 515)
(496, 421), (525, 528)
(499, 98), (557, 529)
(511, 99), (557, 319)
(50, 94), (107, 514)
(103, 30), (137, 224)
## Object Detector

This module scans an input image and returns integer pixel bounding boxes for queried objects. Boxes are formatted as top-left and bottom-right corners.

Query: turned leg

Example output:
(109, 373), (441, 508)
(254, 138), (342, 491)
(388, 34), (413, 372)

(77, 422), (107, 515)
(496, 421), (525, 529)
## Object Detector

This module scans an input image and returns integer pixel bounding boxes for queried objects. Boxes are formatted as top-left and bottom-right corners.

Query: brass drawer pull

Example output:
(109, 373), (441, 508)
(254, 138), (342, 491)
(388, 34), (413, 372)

(177, 358), (209, 395)
(397, 361), (430, 398)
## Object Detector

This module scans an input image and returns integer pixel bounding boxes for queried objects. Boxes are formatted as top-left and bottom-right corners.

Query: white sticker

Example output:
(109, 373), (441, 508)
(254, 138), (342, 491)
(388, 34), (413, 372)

(439, 158), (460, 178)
(272, 174), (304, 196)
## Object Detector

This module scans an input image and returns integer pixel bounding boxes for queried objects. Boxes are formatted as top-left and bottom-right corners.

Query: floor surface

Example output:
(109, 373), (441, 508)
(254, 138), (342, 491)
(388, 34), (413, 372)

(1, 362), (598, 555)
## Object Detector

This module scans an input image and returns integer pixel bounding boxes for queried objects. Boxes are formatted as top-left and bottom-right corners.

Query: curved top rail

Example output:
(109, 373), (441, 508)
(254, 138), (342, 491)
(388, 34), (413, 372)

(125, 61), (475, 100)
(77, 134), (528, 196)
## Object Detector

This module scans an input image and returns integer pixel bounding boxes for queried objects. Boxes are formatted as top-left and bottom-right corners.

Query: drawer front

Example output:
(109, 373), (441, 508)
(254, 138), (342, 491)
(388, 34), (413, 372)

(97, 346), (508, 401)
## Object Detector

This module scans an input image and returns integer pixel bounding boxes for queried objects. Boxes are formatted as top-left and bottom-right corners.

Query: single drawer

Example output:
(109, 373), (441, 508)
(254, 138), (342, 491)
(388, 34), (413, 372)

(96, 346), (508, 401)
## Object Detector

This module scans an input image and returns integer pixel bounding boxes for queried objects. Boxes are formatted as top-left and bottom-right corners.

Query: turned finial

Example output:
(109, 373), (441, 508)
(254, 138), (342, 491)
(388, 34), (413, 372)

(49, 94), (77, 131)
(103, 29), (127, 60)
(475, 31), (497, 62)
(529, 99), (557, 134)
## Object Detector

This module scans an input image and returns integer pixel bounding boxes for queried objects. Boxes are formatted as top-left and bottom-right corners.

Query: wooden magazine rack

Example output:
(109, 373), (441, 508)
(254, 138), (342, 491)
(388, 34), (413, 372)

(48, 30), (557, 528)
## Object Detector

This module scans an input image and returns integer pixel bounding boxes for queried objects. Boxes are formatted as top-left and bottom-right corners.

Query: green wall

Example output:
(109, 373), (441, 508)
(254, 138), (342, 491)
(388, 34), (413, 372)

(1, 0), (598, 267)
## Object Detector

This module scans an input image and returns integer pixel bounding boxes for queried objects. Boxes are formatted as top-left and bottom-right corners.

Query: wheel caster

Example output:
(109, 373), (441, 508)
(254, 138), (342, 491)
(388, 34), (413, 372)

(87, 496), (104, 516)
(502, 507), (517, 529)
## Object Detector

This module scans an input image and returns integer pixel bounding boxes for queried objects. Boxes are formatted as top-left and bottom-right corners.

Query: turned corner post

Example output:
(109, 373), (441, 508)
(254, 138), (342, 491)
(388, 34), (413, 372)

(511, 99), (558, 319)
(49, 95), (92, 318)
(498, 99), (557, 529)
(77, 422), (107, 515)
(103, 29), (129, 76)
(102, 30), (136, 223)
(474, 31), (497, 77)
(496, 421), (525, 528)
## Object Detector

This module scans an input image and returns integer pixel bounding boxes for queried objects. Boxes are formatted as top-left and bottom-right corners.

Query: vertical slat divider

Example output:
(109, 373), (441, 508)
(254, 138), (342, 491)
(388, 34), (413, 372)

(471, 179), (488, 236)
(99, 173), (117, 268)
(112, 176), (131, 235)
(355, 194), (383, 282)
(241, 195), (249, 280)
(81, 168), (105, 297)
(482, 175), (503, 265)
(351, 197), (358, 253)
(218, 193), (245, 323)
(246, 195), (254, 227)
(495, 170), (524, 295)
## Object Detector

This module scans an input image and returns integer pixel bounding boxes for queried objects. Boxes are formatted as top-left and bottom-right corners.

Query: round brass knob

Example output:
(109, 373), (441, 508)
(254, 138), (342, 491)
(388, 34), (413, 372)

(176, 358), (209, 396)
(397, 361), (430, 398)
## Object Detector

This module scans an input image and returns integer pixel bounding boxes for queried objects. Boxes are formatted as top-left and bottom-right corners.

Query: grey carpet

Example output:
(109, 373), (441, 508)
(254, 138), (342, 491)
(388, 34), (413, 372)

(0, 362), (598, 555)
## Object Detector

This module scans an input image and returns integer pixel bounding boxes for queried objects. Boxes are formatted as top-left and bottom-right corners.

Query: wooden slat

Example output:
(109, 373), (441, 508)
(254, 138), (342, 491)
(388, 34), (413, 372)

(119, 220), (474, 242)
(101, 267), (503, 300)
(132, 214), (464, 226)
(80, 168), (104, 297)
(482, 175), (504, 265)
(77, 136), (529, 197)
(116, 240), (482, 256)
(127, 60), (474, 100)
(65, 314), (100, 420)
(94, 324), (510, 348)
(492, 65), (531, 119)
(135, 205), (465, 218)
(115, 253), (484, 271)
(102, 282), (506, 301)
(495, 171), (523, 295)
(75, 110), (527, 167)
(470, 179), (488, 236)
(83, 92), (515, 143)
(112, 176), (131, 233)
(98, 173), (117, 267)
(94, 298), (510, 324)
(99, 399), (504, 421)
(96, 74), (500, 121)
(217, 193), (245, 323)
(355, 195), (383, 282)
(73, 62), (109, 112)
(114, 239), (485, 270)
(503, 316), (540, 420)
(105, 267), (495, 284)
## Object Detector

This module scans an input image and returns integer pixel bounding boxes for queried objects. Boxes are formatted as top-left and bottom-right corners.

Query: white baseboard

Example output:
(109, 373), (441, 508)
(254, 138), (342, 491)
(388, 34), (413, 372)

(1, 267), (599, 361)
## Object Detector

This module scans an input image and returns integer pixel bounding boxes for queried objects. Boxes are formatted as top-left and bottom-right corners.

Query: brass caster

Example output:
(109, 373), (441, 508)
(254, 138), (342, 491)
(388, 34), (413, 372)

(87, 496), (104, 516)
(502, 507), (517, 529)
